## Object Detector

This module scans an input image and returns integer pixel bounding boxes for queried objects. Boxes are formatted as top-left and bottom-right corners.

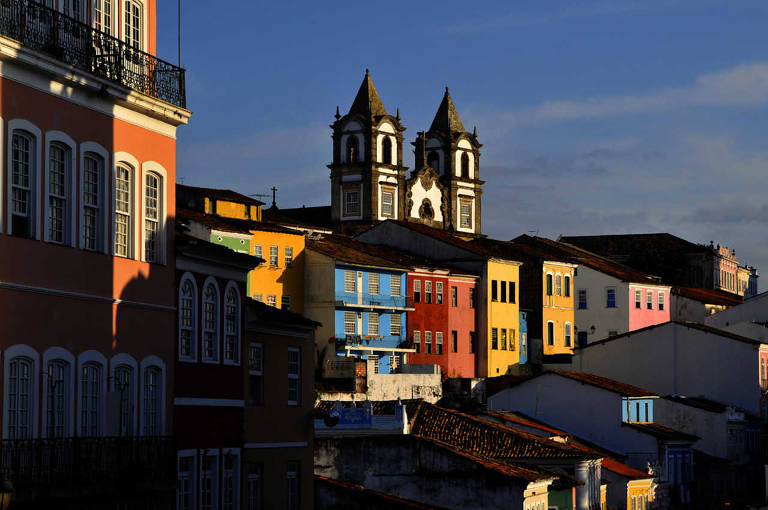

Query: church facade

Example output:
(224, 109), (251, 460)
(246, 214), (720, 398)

(327, 71), (484, 237)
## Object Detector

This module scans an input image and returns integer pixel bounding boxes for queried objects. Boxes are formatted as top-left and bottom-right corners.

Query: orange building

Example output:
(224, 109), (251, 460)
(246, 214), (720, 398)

(0, 0), (189, 506)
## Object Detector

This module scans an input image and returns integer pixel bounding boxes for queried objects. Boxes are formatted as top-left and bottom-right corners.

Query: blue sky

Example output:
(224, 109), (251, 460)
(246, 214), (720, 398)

(157, 1), (768, 289)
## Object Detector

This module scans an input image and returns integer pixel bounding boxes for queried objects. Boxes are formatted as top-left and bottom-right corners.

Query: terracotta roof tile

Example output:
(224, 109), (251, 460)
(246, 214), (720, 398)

(601, 458), (653, 480)
(376, 220), (507, 259)
(308, 235), (411, 270)
(548, 370), (657, 397)
(314, 399), (424, 417)
(624, 422), (699, 442)
(671, 286), (743, 306)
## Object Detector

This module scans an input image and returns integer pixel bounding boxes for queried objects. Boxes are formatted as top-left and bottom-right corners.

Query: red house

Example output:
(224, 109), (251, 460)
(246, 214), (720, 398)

(407, 265), (479, 379)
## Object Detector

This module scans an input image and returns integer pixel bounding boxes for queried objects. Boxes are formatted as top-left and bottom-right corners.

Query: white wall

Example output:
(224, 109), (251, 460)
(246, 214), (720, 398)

(705, 292), (768, 328)
(488, 373), (659, 470)
(670, 294), (707, 322)
(574, 267), (628, 343)
(653, 398), (728, 459)
(573, 322), (761, 414)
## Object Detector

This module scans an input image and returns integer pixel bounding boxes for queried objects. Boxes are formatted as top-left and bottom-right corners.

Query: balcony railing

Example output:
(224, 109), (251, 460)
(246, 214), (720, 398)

(0, 436), (175, 489)
(0, 0), (186, 108)
(334, 292), (411, 309)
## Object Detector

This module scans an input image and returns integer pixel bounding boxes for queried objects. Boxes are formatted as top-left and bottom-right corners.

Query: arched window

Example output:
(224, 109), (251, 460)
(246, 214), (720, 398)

(82, 153), (105, 251)
(80, 362), (102, 436)
(179, 274), (198, 362)
(10, 131), (37, 238)
(114, 364), (135, 436)
(142, 366), (161, 435)
(47, 142), (72, 245)
(345, 136), (359, 163)
(144, 172), (161, 263)
(7, 356), (34, 439)
(427, 151), (439, 173)
(45, 359), (71, 438)
(461, 152), (469, 178)
(202, 279), (220, 362)
(224, 283), (241, 365)
(381, 136), (392, 164)
(114, 163), (133, 258)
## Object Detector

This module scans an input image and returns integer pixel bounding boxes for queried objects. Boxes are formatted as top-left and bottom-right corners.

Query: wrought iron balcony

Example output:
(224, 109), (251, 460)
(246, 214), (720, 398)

(0, 0), (186, 108)
(334, 292), (412, 310)
(0, 436), (175, 491)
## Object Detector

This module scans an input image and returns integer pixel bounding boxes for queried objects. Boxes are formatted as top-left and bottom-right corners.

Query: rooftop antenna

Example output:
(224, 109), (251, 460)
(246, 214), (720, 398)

(271, 186), (278, 207)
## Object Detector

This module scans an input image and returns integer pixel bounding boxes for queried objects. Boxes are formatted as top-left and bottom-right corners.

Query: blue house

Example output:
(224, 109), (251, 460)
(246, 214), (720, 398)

(305, 236), (415, 374)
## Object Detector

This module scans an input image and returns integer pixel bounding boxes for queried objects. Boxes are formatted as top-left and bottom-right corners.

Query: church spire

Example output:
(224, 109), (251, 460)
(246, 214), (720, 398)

(429, 87), (465, 134)
(348, 69), (388, 118)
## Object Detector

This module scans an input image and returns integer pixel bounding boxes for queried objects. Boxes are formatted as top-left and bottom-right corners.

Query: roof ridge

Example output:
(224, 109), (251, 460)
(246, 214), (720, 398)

(429, 87), (466, 134)
(348, 69), (388, 118)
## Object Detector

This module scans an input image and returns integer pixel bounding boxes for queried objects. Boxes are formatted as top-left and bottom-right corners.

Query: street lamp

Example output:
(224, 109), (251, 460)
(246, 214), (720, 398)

(0, 472), (14, 510)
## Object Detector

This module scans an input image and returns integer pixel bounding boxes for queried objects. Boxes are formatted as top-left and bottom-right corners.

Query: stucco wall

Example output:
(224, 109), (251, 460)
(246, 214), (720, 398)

(705, 292), (768, 328)
(574, 267), (628, 344)
(628, 284), (670, 332)
(365, 370), (442, 403)
(653, 398), (728, 459)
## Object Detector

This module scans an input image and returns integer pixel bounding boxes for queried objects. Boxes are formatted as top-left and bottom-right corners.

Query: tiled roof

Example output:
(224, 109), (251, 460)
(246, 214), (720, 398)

(548, 370), (657, 397)
(581, 321), (761, 349)
(624, 422), (699, 442)
(307, 235), (411, 270)
(559, 233), (706, 257)
(175, 233), (261, 270)
(410, 403), (595, 461)
(246, 298), (321, 329)
(671, 286), (743, 306)
(316, 475), (455, 509)
(377, 220), (504, 259)
(262, 205), (335, 230)
(314, 399), (424, 418)
(177, 183), (264, 206)
(601, 458), (653, 480)
(472, 237), (573, 264)
(512, 235), (661, 284)
(664, 395), (727, 414)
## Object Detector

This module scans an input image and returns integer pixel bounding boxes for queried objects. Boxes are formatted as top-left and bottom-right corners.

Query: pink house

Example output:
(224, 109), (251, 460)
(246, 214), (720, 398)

(628, 284), (672, 331)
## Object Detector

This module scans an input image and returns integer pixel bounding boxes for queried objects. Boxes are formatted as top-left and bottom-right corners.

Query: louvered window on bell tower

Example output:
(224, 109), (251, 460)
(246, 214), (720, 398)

(381, 136), (392, 164)
(461, 152), (470, 178)
(346, 136), (359, 163)
(427, 151), (439, 173)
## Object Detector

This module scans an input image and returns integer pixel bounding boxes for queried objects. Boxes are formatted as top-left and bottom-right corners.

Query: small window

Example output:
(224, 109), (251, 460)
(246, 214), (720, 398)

(608, 330), (618, 337)
(425, 281), (433, 304)
(284, 247), (293, 266)
(124, 0), (143, 50)
(47, 143), (72, 245)
(469, 288), (475, 308)
(287, 348), (301, 406)
(346, 136), (359, 163)
(459, 198), (472, 228)
(177, 454), (196, 510)
(646, 290), (653, 310)
(451, 331), (458, 353)
(369, 354), (379, 374)
(491, 280), (498, 301)
(425, 332), (432, 354)
(555, 275), (562, 296)
(546, 274), (553, 296)
(200, 453), (218, 510)
(547, 322), (554, 345)
(658, 292), (665, 311)
(249, 342), (264, 406)
(344, 311), (356, 335)
(287, 461), (300, 510)
(500, 281), (507, 303)
(635, 289), (642, 309)
(266, 295), (276, 308)
(343, 186), (360, 217)
(179, 276), (197, 361)
(224, 285), (240, 364)
(578, 289), (587, 309)
(427, 151), (440, 173)
(564, 275), (571, 297)
(469, 332), (476, 354)
(508, 282), (516, 303)
(564, 323), (572, 347)
(460, 152), (469, 178)
(381, 188), (394, 217)
(142, 365), (162, 435)
(344, 270), (356, 293)
(390, 314), (401, 336)
(500, 329), (507, 350)
(82, 153), (104, 251)
(11, 131), (36, 239)
(413, 280), (421, 303)
(435, 332), (443, 354)
(144, 172), (162, 263)
(114, 164), (132, 257)
(254, 245), (263, 263)
(202, 283), (220, 362)
(451, 286), (457, 307)
(253, 294), (262, 303)
(509, 329), (516, 351)
(269, 246), (278, 267)
(368, 312), (379, 335)
(381, 136), (392, 164)
(281, 295), (291, 311)
(93, 0), (114, 35)
(413, 330), (420, 353)
(491, 328), (498, 350)
(369, 273), (380, 295)
(606, 288), (616, 308)
(436, 282), (443, 304)
(390, 275), (401, 296)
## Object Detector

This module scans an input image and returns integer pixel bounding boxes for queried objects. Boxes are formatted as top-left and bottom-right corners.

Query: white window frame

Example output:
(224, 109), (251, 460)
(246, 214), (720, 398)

(2, 344), (40, 439)
(249, 342), (264, 407)
(344, 270), (356, 293)
(368, 312), (379, 336)
(342, 183), (362, 219)
(344, 311), (356, 335)
(635, 289), (642, 309)
(287, 460), (301, 510)
(92, 0), (115, 35)
(554, 273), (562, 296)
(140, 355), (166, 436)
(44, 132), (77, 247)
(177, 449), (197, 510)
(77, 350), (108, 437)
(425, 331), (432, 354)
(247, 468), (262, 510)
(121, 0), (146, 51)
(547, 321), (555, 346)
(436, 281), (443, 304)
(564, 322), (572, 347)
(390, 314), (401, 336)
(288, 347), (301, 406)
(42, 347), (75, 438)
(6, 120), (43, 239)
(254, 245), (263, 263)
(222, 448), (241, 510)
(369, 273), (380, 295)
(141, 162), (167, 264)
(413, 330), (421, 353)
(112, 152), (140, 260)
(436, 331), (443, 354)
(178, 273), (198, 362)
(199, 449), (220, 510)
(202, 277), (221, 364)
(284, 246), (293, 267)
(223, 281), (241, 366)
(109, 353), (138, 437)
(269, 245), (278, 267)
(80, 142), (110, 252)
(390, 274), (401, 296)
(606, 287), (617, 308)
(646, 290), (654, 310)
(658, 291), (665, 311)
(266, 295), (276, 307)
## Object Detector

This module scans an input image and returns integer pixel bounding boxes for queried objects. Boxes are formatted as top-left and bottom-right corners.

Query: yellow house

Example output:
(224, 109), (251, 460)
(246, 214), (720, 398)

(627, 478), (655, 510)
(542, 261), (577, 356)
(485, 258), (522, 376)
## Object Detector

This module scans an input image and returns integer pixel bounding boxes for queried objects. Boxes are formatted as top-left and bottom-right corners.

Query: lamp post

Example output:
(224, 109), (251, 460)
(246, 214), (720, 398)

(0, 472), (14, 510)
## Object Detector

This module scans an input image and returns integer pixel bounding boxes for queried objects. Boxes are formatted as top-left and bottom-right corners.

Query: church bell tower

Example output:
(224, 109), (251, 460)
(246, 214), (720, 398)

(328, 70), (408, 228)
